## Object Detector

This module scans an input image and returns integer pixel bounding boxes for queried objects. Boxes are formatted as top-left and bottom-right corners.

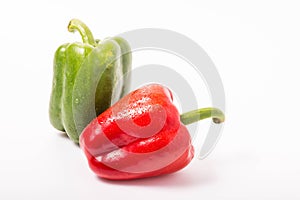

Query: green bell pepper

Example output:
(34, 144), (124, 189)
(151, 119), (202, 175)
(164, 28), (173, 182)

(49, 19), (132, 143)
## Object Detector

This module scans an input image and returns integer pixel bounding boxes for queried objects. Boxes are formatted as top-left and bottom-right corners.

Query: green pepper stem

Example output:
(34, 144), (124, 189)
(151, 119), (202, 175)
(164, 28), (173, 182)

(180, 107), (225, 125)
(68, 19), (96, 46)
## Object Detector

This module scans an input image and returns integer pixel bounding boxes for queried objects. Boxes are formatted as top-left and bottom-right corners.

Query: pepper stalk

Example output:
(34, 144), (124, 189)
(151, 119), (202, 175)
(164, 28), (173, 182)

(180, 107), (225, 125)
(68, 18), (97, 46)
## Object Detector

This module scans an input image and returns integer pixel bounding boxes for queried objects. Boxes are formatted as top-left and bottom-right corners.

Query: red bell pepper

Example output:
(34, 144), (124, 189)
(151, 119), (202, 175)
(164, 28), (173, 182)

(80, 84), (225, 180)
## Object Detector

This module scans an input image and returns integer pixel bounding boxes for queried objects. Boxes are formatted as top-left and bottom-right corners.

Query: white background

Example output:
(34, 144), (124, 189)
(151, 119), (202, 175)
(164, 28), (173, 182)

(0, 0), (299, 199)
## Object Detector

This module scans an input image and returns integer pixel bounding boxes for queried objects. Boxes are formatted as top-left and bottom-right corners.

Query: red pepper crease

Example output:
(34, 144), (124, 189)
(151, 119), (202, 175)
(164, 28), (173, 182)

(80, 84), (224, 180)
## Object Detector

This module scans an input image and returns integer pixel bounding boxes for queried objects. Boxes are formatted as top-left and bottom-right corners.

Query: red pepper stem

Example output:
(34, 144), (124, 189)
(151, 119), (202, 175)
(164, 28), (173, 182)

(68, 19), (96, 46)
(180, 107), (225, 125)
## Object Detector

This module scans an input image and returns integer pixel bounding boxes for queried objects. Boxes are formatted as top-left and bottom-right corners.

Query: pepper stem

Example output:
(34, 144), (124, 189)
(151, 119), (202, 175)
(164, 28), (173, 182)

(180, 107), (225, 125)
(68, 19), (96, 46)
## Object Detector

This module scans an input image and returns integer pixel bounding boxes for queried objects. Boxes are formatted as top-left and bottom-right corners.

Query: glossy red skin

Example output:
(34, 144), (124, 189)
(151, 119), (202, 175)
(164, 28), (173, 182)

(80, 84), (194, 180)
